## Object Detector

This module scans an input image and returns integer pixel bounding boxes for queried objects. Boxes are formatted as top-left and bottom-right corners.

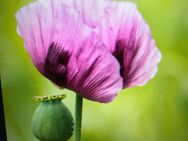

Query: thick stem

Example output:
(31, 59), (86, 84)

(75, 94), (83, 141)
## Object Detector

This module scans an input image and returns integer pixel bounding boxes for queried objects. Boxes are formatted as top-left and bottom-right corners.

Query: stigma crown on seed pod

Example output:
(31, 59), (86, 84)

(33, 94), (66, 102)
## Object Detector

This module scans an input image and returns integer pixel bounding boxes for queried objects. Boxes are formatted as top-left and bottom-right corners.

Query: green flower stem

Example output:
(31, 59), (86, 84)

(75, 94), (83, 141)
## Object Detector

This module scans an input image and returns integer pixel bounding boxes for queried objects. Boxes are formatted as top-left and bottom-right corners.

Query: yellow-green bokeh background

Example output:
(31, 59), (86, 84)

(1, 0), (188, 141)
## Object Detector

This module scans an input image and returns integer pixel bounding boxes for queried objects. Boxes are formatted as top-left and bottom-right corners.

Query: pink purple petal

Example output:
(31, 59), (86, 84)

(102, 2), (161, 88)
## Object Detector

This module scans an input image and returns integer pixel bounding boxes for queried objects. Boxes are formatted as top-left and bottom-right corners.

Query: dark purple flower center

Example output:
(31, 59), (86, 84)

(113, 40), (125, 78)
(113, 38), (141, 87)
(44, 43), (70, 86)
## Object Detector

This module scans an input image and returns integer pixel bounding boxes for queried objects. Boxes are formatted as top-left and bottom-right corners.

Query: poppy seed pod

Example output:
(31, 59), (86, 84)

(31, 95), (74, 141)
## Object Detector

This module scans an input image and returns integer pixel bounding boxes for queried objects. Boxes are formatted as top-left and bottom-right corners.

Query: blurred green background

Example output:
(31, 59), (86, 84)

(1, 0), (188, 141)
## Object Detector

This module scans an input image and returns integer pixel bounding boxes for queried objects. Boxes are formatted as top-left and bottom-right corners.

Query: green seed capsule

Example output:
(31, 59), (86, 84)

(31, 95), (74, 141)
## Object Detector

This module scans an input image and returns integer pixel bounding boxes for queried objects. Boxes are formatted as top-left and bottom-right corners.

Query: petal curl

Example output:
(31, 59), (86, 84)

(102, 2), (161, 88)
(16, 0), (123, 103)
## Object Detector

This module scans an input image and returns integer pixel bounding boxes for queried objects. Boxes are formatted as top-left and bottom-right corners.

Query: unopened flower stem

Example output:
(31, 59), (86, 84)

(75, 94), (83, 141)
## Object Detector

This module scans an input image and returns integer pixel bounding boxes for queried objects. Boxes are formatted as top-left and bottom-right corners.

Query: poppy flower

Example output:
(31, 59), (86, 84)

(15, 0), (123, 103)
(16, 0), (161, 103)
